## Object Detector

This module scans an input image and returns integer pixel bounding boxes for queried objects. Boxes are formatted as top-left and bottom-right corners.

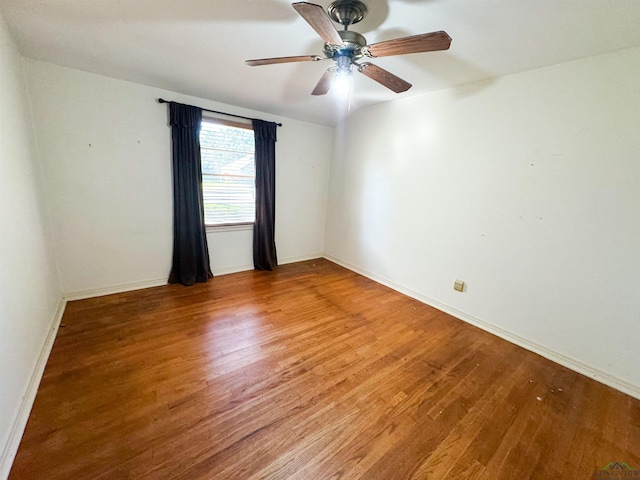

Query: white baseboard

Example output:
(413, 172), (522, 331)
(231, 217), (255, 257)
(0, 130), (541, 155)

(212, 254), (323, 276)
(213, 264), (254, 276)
(279, 253), (323, 265)
(62, 255), (325, 299)
(63, 278), (168, 301)
(0, 296), (67, 480)
(323, 254), (640, 401)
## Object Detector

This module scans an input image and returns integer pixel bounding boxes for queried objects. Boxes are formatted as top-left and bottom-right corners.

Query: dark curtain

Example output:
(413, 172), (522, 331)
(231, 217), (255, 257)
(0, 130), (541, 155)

(252, 119), (278, 271)
(168, 103), (213, 286)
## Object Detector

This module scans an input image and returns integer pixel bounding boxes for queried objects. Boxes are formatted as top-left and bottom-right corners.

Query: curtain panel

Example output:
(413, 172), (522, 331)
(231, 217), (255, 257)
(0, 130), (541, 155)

(168, 103), (213, 286)
(252, 119), (278, 271)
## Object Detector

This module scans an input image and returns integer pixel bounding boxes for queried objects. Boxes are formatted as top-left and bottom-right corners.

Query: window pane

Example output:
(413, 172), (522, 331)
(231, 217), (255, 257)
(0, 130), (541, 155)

(203, 175), (255, 224)
(200, 122), (254, 153)
(201, 149), (255, 176)
(200, 120), (255, 225)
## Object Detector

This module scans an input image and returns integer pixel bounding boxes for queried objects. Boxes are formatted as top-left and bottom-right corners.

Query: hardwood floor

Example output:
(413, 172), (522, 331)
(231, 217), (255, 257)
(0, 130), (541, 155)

(9, 259), (640, 479)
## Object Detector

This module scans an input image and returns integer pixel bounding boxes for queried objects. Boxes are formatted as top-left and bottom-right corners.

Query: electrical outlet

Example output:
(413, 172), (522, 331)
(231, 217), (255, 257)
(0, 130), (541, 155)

(454, 280), (465, 292)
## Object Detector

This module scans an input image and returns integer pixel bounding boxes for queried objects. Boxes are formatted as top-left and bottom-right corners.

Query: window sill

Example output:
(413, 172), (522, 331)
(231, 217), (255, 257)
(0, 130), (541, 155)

(206, 222), (254, 233)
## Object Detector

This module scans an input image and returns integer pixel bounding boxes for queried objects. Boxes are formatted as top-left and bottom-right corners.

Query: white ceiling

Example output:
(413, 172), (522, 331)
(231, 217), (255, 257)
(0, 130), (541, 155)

(2, 0), (640, 126)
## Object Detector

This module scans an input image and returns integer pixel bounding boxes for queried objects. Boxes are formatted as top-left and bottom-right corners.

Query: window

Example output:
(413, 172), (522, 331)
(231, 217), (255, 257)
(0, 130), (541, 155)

(199, 118), (255, 226)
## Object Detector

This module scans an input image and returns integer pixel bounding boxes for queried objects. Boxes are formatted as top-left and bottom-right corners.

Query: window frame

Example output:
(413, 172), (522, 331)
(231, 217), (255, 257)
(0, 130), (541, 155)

(200, 115), (256, 231)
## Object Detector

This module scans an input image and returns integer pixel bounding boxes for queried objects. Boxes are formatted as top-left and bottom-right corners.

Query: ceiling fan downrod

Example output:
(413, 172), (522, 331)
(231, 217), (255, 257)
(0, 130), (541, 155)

(327, 0), (368, 30)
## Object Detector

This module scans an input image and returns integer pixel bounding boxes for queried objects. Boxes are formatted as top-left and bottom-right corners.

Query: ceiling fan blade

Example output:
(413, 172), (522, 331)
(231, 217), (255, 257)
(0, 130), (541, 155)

(312, 68), (335, 96)
(365, 31), (452, 58)
(357, 62), (412, 93)
(245, 55), (323, 66)
(292, 2), (343, 45)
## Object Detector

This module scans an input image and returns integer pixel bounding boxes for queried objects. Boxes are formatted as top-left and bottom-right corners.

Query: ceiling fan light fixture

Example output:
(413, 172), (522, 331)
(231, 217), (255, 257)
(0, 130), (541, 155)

(335, 54), (352, 72)
(333, 54), (353, 95)
(334, 68), (353, 96)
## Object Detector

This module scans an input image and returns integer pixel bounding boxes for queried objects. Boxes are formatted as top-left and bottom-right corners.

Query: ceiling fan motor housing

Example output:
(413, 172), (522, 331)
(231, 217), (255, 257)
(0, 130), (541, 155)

(323, 29), (367, 61)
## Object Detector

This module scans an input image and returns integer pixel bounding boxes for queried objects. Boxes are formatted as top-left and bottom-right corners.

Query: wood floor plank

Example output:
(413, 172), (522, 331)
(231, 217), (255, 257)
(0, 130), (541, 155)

(8, 259), (640, 479)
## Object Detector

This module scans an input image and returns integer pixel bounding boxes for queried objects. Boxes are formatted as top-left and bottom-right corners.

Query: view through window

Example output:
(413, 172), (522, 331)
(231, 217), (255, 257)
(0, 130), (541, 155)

(200, 119), (255, 226)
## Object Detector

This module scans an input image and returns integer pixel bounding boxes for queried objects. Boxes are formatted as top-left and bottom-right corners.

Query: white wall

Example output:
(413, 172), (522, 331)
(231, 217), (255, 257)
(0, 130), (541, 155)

(325, 47), (640, 396)
(0, 14), (61, 476)
(24, 60), (333, 295)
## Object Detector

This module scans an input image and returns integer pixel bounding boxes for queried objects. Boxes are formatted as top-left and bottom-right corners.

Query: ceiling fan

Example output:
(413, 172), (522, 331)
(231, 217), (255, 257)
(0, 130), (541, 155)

(245, 0), (452, 96)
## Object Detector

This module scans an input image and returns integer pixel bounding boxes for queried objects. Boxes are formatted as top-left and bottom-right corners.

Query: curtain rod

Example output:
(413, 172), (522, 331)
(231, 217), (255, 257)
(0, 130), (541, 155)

(157, 98), (282, 127)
